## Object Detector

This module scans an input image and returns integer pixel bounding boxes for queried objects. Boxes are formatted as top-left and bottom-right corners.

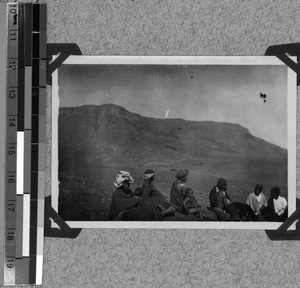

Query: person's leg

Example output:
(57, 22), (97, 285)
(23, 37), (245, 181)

(184, 207), (202, 218)
(199, 207), (218, 221)
(263, 212), (280, 222)
(256, 213), (265, 221)
(162, 205), (176, 217)
(132, 200), (159, 221)
(115, 210), (129, 221)
(279, 210), (288, 222)
(187, 207), (201, 214)
(245, 205), (258, 221)
(214, 208), (231, 221)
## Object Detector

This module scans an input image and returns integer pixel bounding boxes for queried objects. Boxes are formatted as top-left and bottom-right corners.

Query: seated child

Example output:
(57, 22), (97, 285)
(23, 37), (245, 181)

(133, 187), (143, 197)
(183, 188), (202, 217)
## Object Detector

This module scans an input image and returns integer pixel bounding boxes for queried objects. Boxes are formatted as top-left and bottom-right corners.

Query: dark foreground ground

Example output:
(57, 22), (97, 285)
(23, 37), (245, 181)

(58, 159), (288, 221)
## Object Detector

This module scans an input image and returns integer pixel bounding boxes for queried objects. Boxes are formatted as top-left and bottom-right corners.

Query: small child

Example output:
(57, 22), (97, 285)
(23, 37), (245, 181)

(133, 187), (143, 197)
(183, 188), (202, 217)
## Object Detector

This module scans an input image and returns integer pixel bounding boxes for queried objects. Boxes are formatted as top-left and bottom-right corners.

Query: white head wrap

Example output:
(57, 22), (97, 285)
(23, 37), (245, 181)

(114, 171), (134, 188)
(143, 169), (156, 180)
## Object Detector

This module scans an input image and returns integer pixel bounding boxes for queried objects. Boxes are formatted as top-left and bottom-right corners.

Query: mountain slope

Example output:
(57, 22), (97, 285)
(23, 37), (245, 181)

(58, 104), (287, 170)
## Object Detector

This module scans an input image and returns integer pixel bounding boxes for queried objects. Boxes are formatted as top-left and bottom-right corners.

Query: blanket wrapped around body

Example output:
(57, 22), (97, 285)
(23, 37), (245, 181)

(109, 187), (158, 221)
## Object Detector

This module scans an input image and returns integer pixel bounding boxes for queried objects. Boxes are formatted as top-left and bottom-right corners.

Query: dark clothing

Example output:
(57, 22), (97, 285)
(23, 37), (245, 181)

(209, 186), (231, 211)
(209, 186), (257, 221)
(142, 180), (172, 218)
(109, 188), (140, 218)
(213, 208), (231, 221)
(133, 187), (143, 197)
(142, 181), (169, 205)
(182, 194), (217, 221)
(208, 185), (232, 221)
(109, 187), (157, 221)
(170, 180), (186, 212)
(183, 195), (201, 213)
(229, 202), (258, 221)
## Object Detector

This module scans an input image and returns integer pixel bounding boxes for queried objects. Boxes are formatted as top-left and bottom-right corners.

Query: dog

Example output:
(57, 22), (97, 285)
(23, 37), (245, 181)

(228, 202), (258, 221)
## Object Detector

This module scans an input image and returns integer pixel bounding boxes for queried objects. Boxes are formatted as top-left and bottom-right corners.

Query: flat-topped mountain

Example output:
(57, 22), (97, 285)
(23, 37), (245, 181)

(58, 104), (286, 170)
(58, 104), (288, 221)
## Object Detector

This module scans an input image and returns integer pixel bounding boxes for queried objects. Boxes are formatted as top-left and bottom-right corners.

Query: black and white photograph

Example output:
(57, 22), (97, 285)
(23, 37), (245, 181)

(52, 56), (296, 229)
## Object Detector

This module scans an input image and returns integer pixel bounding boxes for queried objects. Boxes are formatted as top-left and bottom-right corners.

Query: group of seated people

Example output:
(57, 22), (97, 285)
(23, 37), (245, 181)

(209, 179), (287, 222)
(109, 169), (288, 222)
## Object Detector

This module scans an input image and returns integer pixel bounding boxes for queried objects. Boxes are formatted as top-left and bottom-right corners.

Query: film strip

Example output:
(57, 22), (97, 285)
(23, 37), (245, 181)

(4, 2), (47, 285)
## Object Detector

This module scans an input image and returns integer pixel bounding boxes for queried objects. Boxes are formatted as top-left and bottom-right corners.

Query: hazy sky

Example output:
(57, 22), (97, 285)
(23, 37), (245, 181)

(58, 64), (287, 148)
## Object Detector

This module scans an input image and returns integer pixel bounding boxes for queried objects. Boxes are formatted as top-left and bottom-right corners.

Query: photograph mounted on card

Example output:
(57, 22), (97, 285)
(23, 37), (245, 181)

(51, 56), (296, 229)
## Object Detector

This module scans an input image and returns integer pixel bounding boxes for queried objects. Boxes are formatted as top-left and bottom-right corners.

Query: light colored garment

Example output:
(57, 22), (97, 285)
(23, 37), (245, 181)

(114, 171), (134, 187)
(256, 194), (262, 203)
(273, 196), (287, 216)
(246, 192), (267, 214)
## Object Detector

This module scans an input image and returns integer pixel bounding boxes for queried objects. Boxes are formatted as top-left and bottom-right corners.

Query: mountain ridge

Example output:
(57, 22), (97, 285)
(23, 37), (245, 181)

(58, 104), (287, 170)
(60, 103), (253, 132)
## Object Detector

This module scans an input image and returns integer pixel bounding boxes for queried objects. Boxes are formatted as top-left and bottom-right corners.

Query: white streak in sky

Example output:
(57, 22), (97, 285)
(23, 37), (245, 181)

(245, 78), (255, 99)
(165, 108), (170, 118)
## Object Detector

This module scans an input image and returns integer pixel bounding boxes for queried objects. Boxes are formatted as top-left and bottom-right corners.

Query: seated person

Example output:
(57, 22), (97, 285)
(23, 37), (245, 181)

(209, 178), (232, 221)
(109, 171), (157, 221)
(133, 187), (143, 197)
(263, 187), (287, 222)
(181, 188), (217, 221)
(246, 184), (268, 216)
(209, 178), (257, 221)
(170, 169), (189, 213)
(142, 169), (175, 217)
(183, 188), (202, 216)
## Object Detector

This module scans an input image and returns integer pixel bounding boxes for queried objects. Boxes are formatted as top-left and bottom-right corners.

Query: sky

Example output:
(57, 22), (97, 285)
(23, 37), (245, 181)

(58, 64), (288, 148)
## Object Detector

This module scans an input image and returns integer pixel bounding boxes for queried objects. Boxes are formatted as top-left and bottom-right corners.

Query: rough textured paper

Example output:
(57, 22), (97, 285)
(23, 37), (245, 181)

(4, 0), (300, 287)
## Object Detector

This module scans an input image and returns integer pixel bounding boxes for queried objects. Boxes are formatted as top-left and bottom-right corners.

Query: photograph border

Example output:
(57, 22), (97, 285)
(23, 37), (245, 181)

(51, 55), (297, 230)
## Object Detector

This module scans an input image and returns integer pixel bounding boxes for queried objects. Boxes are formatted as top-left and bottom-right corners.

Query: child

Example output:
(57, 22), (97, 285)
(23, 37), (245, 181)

(133, 186), (143, 197)
(183, 188), (202, 217)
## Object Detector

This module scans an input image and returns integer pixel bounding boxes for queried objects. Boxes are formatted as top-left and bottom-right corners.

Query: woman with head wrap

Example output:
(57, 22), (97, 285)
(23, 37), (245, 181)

(142, 169), (156, 197)
(142, 169), (176, 217)
(109, 171), (156, 221)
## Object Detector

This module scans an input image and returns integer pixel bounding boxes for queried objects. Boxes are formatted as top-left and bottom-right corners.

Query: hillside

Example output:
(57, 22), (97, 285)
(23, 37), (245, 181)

(58, 104), (286, 169)
(57, 104), (288, 221)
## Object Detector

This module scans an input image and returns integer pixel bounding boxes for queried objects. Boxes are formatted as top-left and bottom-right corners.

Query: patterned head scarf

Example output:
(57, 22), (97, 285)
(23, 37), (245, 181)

(114, 171), (134, 188)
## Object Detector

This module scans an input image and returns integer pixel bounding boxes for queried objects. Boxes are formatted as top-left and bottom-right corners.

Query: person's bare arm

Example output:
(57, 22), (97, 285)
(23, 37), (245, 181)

(183, 197), (189, 211)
